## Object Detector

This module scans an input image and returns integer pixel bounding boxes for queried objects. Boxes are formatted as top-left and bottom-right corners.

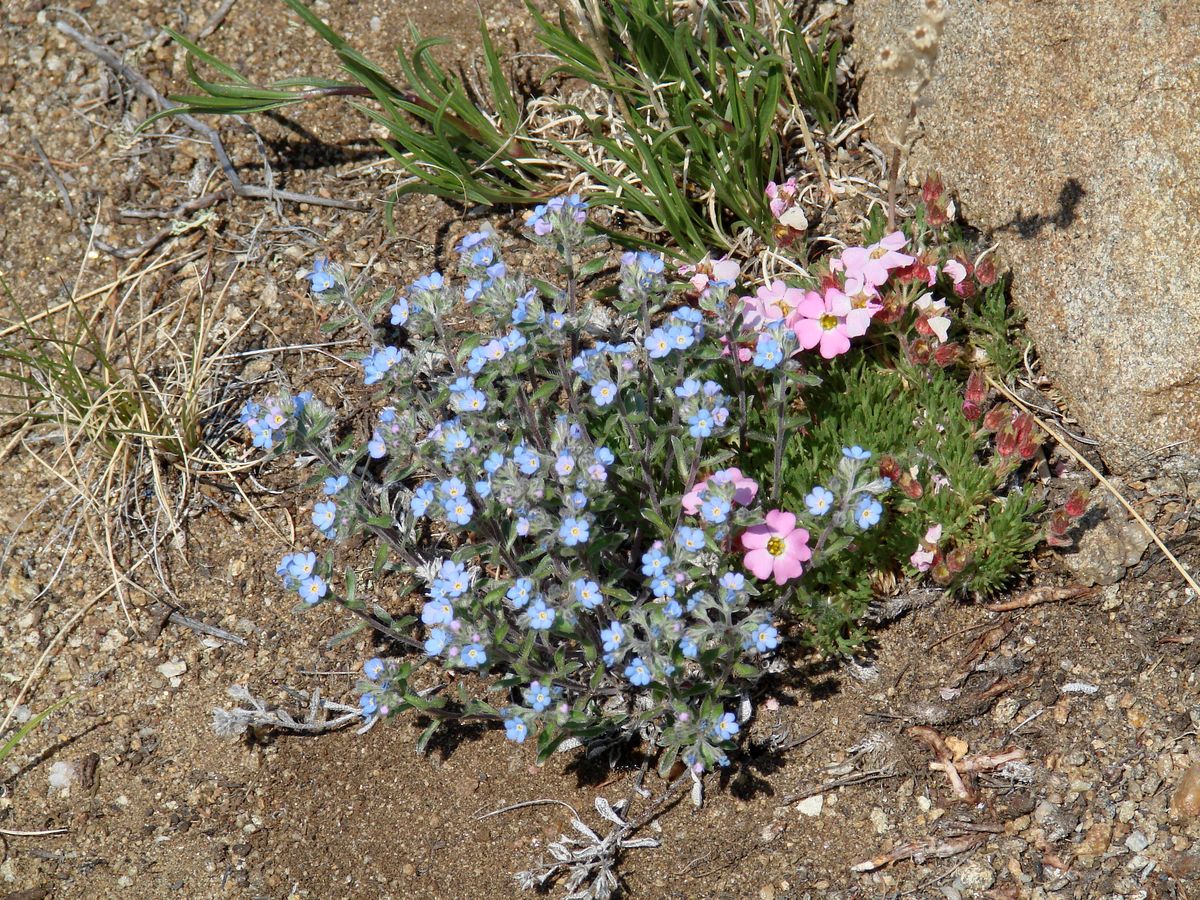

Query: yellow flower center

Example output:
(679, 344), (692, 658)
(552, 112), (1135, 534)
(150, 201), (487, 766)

(820, 313), (839, 331)
(870, 246), (889, 260)
(767, 536), (786, 557)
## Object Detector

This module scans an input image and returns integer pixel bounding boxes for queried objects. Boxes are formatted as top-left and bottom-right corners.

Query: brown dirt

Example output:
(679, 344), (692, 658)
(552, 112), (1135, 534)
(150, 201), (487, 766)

(4, 1), (1200, 899)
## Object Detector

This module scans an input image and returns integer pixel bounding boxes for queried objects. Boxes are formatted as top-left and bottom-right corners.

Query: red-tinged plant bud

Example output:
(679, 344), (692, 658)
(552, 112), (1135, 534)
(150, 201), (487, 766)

(930, 560), (953, 585)
(879, 456), (901, 482)
(964, 369), (987, 406)
(873, 291), (907, 325)
(983, 404), (1009, 432)
(1064, 488), (1090, 518)
(1017, 431), (1040, 460)
(899, 471), (924, 499)
(926, 200), (950, 228)
(974, 256), (998, 287)
(1045, 510), (1074, 547)
(819, 271), (841, 294)
(995, 422), (1018, 457)
(1014, 412), (1035, 445)
(934, 343), (961, 367)
(773, 223), (800, 247)
(908, 338), (932, 366)
(953, 278), (977, 299)
(922, 175), (945, 205)
(945, 547), (969, 574)
(962, 400), (981, 421)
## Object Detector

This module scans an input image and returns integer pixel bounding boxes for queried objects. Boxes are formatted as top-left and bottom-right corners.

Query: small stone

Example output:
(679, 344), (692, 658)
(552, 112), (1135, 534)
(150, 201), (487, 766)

(1171, 765), (1200, 819)
(758, 885), (775, 900)
(1080, 820), (1113, 864)
(157, 659), (187, 678)
(992, 696), (1021, 724)
(957, 859), (995, 892)
(869, 807), (889, 834)
(796, 794), (824, 817)
(1125, 831), (1150, 853)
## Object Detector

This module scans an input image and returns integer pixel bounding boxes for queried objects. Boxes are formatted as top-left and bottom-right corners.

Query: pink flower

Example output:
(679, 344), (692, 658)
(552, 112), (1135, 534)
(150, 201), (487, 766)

(679, 256), (741, 298)
(910, 524), (943, 573)
(682, 467), (759, 515)
(914, 294), (951, 343)
(942, 260), (967, 285)
(741, 510), (812, 585)
(789, 289), (860, 358)
(765, 177), (801, 219)
(840, 232), (915, 287)
(741, 280), (805, 332)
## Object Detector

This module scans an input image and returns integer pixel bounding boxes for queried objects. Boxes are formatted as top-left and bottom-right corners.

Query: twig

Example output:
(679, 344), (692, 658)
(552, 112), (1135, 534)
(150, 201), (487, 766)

(476, 798), (581, 822)
(776, 767), (898, 805)
(55, 21), (363, 212)
(153, 603), (247, 646)
(851, 833), (984, 873)
(197, 0), (239, 38)
(0, 827), (69, 838)
(983, 584), (1094, 613)
(31, 135), (75, 216)
(89, 190), (231, 259)
(988, 374), (1200, 600)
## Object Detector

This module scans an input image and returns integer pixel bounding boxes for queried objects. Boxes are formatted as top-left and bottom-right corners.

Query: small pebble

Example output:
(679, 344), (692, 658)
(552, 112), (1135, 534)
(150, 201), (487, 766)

(1171, 765), (1200, 818)
(1126, 831), (1150, 853)
(796, 794), (823, 817)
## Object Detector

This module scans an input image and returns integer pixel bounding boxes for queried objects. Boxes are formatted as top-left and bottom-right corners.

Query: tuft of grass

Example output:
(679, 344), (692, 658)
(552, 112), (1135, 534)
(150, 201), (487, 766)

(151, 0), (842, 256)
(0, 261), (257, 603)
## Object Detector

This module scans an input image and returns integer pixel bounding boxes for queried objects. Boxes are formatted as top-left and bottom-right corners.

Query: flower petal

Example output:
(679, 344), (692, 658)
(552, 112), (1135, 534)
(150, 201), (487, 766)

(744, 548), (775, 580)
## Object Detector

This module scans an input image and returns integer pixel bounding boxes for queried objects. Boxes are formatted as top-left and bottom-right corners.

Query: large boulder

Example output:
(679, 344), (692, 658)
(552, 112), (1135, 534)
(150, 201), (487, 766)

(853, 0), (1200, 470)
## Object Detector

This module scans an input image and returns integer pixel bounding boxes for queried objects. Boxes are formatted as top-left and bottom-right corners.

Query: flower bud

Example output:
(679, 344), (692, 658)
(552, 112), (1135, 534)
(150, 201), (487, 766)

(945, 547), (969, 574)
(974, 256), (998, 287)
(899, 471), (924, 499)
(1064, 488), (1090, 519)
(930, 560), (953, 585)
(933, 342), (961, 367)
(982, 405), (1009, 432)
(879, 456), (902, 482)
(921, 175), (944, 205)
(908, 338), (932, 366)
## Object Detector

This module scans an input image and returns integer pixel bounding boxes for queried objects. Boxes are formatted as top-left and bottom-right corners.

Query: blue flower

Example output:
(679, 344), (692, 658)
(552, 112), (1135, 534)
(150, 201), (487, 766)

(323, 474), (349, 495)
(641, 547), (671, 577)
(422, 598), (454, 625)
(590, 380), (618, 407)
(674, 378), (701, 399)
(752, 624), (779, 652)
(299, 576), (327, 604)
(687, 409), (715, 438)
(306, 257), (335, 292)
(513, 444), (540, 475)
(854, 496), (883, 529)
(367, 430), (387, 459)
(527, 599), (556, 630)
(504, 715), (528, 743)
(804, 486), (834, 516)
(572, 579), (602, 610)
(663, 599), (683, 618)
(470, 245), (495, 267)
(424, 627), (448, 656)
(363, 657), (385, 680)
(286, 551), (317, 580)
(676, 526), (705, 553)
(752, 333), (782, 370)
(594, 447), (615, 466)
(461, 643), (487, 668)
(412, 271), (443, 294)
(680, 637), (698, 659)
(437, 560), (470, 596)
(700, 495), (731, 524)
(842, 445), (872, 460)
(600, 622), (624, 653)
(455, 227), (493, 254)
(624, 657), (651, 687)
(525, 681), (553, 713)
(390, 297), (409, 326)
(503, 329), (527, 352)
(454, 389), (488, 413)
(312, 501), (337, 535)
(506, 578), (534, 608)
(666, 324), (694, 352)
(719, 571), (745, 595)
(554, 453), (576, 478)
(474, 479), (491, 498)
(650, 574), (676, 599)
(464, 278), (488, 303)
(411, 484), (434, 517)
(439, 477), (467, 500)
(363, 346), (404, 385)
(559, 517), (590, 546)
(645, 327), (673, 359)
(483, 451), (506, 474)
(713, 712), (740, 740)
(443, 497), (475, 526)
(359, 693), (379, 717)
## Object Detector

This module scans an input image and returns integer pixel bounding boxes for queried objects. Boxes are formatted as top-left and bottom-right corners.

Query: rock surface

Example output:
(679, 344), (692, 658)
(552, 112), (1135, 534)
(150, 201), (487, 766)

(854, 0), (1200, 469)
